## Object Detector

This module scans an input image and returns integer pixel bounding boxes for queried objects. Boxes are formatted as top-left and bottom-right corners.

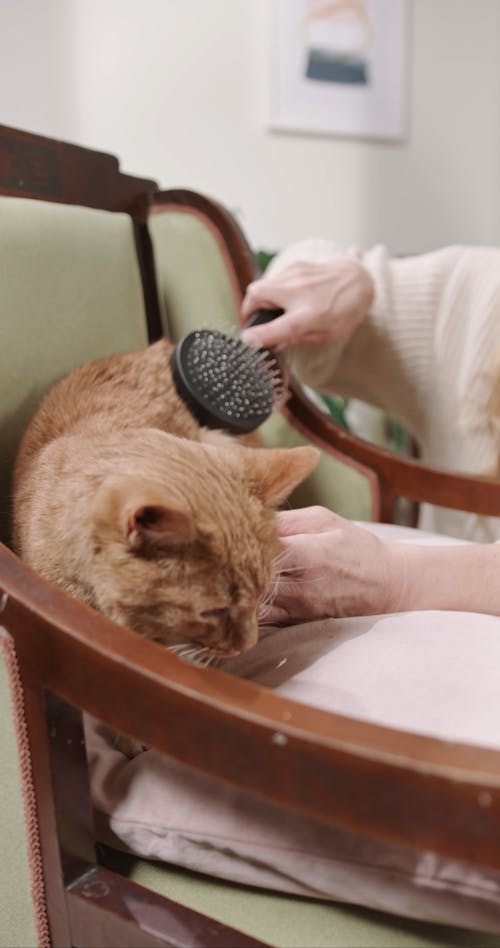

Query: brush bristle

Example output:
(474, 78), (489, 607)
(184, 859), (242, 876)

(172, 330), (286, 433)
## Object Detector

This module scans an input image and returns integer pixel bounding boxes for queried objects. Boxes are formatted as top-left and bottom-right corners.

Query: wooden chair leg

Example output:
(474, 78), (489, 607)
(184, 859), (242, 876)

(46, 694), (266, 947)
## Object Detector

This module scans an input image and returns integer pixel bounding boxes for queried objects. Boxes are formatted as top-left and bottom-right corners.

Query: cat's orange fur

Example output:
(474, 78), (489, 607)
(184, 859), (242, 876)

(13, 339), (318, 658)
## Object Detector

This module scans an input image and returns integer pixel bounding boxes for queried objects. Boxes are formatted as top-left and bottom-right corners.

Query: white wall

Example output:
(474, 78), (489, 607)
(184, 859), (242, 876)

(1, 0), (500, 254)
(0, 0), (79, 139)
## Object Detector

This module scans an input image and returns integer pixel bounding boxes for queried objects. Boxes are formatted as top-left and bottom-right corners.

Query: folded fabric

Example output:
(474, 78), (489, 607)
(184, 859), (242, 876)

(86, 522), (500, 933)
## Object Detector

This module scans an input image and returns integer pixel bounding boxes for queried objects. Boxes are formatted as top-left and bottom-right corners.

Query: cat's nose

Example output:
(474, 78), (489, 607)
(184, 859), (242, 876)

(238, 635), (257, 653)
(232, 621), (259, 653)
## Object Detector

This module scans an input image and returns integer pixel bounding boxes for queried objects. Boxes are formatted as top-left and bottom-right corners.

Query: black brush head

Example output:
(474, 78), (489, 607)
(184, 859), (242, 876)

(171, 327), (284, 434)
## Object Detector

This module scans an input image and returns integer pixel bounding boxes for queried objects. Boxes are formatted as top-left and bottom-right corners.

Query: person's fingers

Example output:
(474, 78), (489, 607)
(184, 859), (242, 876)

(261, 601), (309, 626)
(240, 309), (309, 349)
(241, 280), (280, 320)
(262, 576), (331, 626)
(275, 506), (341, 536)
(289, 328), (341, 346)
(263, 578), (317, 625)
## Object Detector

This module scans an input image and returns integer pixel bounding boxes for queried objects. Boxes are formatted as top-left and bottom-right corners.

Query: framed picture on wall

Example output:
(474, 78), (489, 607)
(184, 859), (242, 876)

(270, 0), (409, 140)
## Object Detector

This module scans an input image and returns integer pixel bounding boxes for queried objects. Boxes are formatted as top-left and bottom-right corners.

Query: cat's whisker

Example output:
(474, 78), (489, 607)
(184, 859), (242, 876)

(178, 647), (199, 659)
(259, 561), (309, 618)
(258, 565), (318, 626)
(177, 645), (214, 666)
(259, 589), (283, 624)
(193, 647), (211, 664)
(259, 572), (282, 614)
(259, 596), (275, 618)
(200, 653), (217, 668)
(177, 646), (198, 660)
(172, 645), (230, 669)
(271, 550), (290, 571)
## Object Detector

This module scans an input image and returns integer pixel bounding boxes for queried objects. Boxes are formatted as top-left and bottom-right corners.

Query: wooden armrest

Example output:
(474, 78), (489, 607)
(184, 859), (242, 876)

(286, 382), (500, 521)
(2, 539), (500, 874)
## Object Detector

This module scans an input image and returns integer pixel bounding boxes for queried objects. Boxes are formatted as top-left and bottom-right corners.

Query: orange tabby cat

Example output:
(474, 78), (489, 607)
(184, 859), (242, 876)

(13, 339), (318, 660)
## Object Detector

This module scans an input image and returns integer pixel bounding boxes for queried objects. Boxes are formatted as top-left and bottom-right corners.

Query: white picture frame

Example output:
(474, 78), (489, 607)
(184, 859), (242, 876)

(270, 0), (409, 141)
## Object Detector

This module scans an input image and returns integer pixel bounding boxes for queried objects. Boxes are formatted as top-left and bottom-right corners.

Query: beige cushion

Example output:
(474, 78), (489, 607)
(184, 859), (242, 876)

(87, 523), (500, 935)
(0, 197), (148, 543)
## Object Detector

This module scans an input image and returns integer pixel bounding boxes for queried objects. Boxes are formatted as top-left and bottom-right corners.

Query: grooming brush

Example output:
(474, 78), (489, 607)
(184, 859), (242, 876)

(170, 308), (286, 434)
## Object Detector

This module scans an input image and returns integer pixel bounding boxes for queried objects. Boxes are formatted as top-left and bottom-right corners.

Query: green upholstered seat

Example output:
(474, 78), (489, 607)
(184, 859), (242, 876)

(149, 208), (241, 340)
(110, 856), (500, 948)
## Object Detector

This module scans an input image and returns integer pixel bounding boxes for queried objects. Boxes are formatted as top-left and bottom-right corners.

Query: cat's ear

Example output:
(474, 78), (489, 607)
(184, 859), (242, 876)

(246, 446), (319, 507)
(93, 477), (194, 550)
(126, 502), (194, 550)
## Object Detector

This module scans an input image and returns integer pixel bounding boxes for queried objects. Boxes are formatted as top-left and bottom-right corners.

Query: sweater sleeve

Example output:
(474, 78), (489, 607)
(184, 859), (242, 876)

(277, 241), (469, 437)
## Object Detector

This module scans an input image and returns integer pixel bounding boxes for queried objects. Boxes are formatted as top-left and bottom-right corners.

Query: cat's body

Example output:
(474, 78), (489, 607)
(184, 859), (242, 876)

(13, 339), (317, 659)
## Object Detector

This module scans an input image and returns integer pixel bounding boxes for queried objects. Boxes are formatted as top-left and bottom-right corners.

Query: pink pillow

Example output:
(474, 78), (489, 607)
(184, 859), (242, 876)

(87, 592), (500, 933)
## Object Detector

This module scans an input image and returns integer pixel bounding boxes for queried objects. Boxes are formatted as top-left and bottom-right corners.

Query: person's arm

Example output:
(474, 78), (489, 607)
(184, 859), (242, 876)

(262, 507), (500, 624)
(390, 540), (500, 615)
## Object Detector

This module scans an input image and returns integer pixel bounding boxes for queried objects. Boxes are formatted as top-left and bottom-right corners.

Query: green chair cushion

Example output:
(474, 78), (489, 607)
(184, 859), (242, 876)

(149, 209), (241, 339)
(121, 857), (500, 948)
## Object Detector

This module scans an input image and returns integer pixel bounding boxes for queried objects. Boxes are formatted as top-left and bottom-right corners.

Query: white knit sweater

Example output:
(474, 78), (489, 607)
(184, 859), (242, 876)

(270, 241), (500, 541)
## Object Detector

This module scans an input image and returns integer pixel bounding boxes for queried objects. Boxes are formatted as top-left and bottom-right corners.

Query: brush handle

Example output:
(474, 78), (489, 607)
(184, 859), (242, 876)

(245, 307), (284, 330)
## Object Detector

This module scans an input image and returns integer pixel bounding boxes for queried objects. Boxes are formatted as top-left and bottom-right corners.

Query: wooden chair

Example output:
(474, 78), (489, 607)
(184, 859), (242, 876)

(2, 124), (500, 948)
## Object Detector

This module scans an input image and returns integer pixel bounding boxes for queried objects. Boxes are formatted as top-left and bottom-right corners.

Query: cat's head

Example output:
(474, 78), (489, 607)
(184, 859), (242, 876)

(90, 437), (318, 660)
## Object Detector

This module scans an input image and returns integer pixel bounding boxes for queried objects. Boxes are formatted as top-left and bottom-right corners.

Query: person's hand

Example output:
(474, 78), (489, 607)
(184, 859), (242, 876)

(240, 258), (374, 350)
(262, 507), (404, 624)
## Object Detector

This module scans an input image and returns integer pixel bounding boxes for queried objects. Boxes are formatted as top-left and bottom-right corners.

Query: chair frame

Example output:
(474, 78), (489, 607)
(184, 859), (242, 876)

(2, 124), (500, 948)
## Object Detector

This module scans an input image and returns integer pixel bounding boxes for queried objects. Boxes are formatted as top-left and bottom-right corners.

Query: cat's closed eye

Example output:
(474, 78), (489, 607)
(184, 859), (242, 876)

(199, 607), (230, 622)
